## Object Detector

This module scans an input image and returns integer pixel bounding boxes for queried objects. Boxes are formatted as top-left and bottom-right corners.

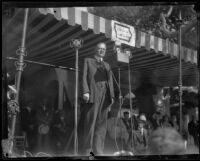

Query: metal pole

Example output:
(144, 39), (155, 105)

(178, 11), (183, 134)
(74, 48), (79, 155)
(6, 56), (77, 71)
(128, 63), (134, 149)
(9, 8), (29, 156)
(118, 67), (123, 151)
(70, 38), (82, 155)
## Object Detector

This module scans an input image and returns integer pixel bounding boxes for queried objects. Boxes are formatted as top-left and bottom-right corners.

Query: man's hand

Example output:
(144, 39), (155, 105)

(83, 93), (90, 103)
(108, 98), (114, 111)
(111, 98), (114, 105)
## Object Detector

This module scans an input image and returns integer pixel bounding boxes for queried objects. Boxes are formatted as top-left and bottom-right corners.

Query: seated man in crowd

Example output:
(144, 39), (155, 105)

(51, 109), (68, 155)
(35, 97), (54, 153)
(150, 111), (162, 130)
(21, 102), (37, 152)
(188, 115), (199, 147)
(170, 114), (179, 132)
(161, 114), (172, 128)
(132, 119), (148, 155)
(122, 111), (132, 135)
(106, 111), (132, 154)
(138, 113), (153, 137)
(131, 107), (140, 130)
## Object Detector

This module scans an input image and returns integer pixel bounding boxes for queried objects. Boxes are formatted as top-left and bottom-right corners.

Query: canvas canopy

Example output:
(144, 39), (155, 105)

(3, 7), (199, 91)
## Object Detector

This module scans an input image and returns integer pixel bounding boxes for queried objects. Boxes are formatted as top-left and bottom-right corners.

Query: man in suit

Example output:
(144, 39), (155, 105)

(122, 111), (131, 132)
(82, 42), (114, 155)
(132, 120), (148, 155)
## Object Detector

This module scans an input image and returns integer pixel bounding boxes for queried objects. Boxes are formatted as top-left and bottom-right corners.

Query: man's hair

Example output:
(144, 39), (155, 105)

(123, 111), (129, 115)
(97, 42), (106, 47)
(95, 42), (106, 52)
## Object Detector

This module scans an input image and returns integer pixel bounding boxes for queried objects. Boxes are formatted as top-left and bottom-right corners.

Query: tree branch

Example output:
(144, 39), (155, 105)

(166, 6), (173, 17)
(160, 6), (197, 39)
(160, 6), (178, 38)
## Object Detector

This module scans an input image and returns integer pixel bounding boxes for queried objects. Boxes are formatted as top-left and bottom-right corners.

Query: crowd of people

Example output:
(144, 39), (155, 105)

(19, 98), (199, 156)
(105, 107), (199, 155)
(20, 98), (72, 155)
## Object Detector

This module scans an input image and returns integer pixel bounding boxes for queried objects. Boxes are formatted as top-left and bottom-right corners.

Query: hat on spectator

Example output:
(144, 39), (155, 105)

(139, 114), (147, 122)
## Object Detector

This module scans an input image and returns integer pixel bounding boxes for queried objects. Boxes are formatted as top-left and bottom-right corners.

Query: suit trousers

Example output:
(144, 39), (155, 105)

(82, 84), (111, 155)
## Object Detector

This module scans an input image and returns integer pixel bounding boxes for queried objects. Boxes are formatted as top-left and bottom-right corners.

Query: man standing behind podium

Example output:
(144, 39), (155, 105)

(82, 42), (114, 155)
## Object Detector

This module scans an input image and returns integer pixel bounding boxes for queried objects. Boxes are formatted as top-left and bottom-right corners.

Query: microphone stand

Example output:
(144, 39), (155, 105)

(117, 67), (124, 152)
(128, 63), (134, 151)
(111, 45), (134, 155)
(70, 38), (83, 155)
(111, 66), (124, 152)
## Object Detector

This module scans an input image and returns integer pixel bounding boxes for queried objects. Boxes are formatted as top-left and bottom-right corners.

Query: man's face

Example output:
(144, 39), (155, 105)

(96, 43), (106, 58)
(138, 122), (144, 131)
(124, 113), (129, 121)
(133, 108), (139, 115)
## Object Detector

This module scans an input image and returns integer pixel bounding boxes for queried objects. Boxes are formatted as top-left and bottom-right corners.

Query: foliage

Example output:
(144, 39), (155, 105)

(88, 5), (197, 50)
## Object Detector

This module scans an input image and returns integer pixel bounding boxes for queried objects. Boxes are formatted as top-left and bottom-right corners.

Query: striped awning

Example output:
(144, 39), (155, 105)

(3, 7), (199, 90)
(39, 7), (197, 65)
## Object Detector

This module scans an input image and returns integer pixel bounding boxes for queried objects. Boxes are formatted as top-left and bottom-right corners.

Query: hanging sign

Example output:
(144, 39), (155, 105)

(111, 20), (136, 47)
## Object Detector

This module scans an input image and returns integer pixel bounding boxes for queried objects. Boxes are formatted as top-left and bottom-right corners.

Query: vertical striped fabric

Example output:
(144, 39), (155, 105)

(193, 51), (197, 64)
(140, 32), (146, 47)
(81, 11), (88, 31)
(68, 8), (75, 26)
(60, 7), (69, 20)
(145, 33), (150, 51)
(173, 43), (178, 58)
(154, 36), (158, 53)
(38, 7), (197, 65)
(183, 47), (187, 61)
(75, 8), (82, 25)
(53, 8), (62, 20)
(94, 15), (100, 34)
(158, 37), (162, 52)
(150, 35), (155, 50)
(136, 30), (141, 48)
(162, 38), (168, 55)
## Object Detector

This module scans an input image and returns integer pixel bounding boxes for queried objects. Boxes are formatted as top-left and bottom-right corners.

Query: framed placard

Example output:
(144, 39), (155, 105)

(111, 20), (136, 47)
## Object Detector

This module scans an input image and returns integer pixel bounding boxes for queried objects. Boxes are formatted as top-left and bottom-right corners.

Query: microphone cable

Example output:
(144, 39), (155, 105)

(110, 70), (125, 153)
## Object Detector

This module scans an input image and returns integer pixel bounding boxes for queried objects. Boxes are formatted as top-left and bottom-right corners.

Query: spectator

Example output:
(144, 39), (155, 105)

(161, 115), (172, 128)
(170, 115), (179, 132)
(106, 116), (130, 154)
(182, 114), (190, 148)
(121, 111), (133, 151)
(150, 111), (162, 130)
(188, 115), (199, 147)
(132, 119), (148, 155)
(21, 102), (37, 152)
(131, 107), (140, 130)
(139, 113), (153, 137)
(35, 97), (53, 152)
(51, 109), (68, 155)
(122, 111), (131, 133)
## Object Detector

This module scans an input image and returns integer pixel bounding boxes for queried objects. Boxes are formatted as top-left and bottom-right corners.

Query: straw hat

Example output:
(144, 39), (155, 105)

(139, 114), (147, 122)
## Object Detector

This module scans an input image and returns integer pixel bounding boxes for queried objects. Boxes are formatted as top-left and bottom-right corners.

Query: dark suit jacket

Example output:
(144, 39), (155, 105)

(82, 57), (114, 103)
(133, 128), (148, 148)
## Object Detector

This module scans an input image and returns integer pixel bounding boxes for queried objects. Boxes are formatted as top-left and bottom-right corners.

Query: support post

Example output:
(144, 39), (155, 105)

(178, 11), (183, 134)
(8, 8), (29, 156)
(128, 63), (134, 149)
(118, 67), (124, 151)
